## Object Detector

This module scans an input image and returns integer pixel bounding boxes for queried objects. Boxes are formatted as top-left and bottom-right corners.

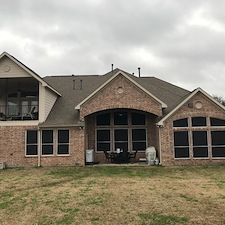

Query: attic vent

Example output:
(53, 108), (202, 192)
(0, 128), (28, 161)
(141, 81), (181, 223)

(188, 103), (193, 108)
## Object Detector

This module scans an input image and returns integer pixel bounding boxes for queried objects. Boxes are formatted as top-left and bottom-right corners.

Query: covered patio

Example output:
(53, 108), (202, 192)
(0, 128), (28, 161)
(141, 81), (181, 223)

(84, 108), (160, 164)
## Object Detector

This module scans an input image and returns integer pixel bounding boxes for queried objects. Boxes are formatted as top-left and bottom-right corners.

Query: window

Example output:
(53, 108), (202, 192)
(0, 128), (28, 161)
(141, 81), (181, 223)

(97, 130), (110, 151)
(192, 131), (208, 158)
(192, 117), (206, 127)
(174, 131), (189, 158)
(211, 131), (225, 157)
(131, 113), (146, 125)
(210, 118), (225, 126)
(114, 129), (128, 152)
(173, 118), (188, 127)
(114, 112), (128, 125)
(26, 130), (38, 155)
(58, 130), (69, 155)
(96, 113), (110, 126)
(42, 130), (53, 155)
(132, 129), (147, 151)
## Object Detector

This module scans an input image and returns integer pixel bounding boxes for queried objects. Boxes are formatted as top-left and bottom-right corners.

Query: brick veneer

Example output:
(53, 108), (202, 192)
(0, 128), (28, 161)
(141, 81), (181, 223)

(0, 126), (85, 167)
(80, 74), (163, 121)
(160, 92), (225, 166)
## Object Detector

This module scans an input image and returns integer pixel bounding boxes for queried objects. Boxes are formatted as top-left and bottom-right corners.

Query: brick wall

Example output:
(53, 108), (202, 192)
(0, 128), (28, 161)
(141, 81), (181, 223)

(0, 126), (85, 167)
(80, 74), (163, 120)
(160, 92), (225, 166)
(0, 126), (38, 167)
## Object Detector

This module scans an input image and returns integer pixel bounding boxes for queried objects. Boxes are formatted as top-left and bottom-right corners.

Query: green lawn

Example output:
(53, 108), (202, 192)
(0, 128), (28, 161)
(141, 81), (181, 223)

(1, 165), (225, 225)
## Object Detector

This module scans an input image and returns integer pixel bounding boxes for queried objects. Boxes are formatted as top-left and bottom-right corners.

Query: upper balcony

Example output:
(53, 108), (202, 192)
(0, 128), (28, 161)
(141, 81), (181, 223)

(0, 77), (39, 121)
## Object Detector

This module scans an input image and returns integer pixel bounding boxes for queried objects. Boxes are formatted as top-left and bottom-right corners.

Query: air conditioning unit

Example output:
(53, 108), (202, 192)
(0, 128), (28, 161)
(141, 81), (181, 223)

(0, 162), (6, 169)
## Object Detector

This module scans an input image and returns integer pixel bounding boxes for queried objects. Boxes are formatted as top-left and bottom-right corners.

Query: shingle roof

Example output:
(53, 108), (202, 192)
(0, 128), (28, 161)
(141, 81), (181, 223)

(41, 69), (190, 127)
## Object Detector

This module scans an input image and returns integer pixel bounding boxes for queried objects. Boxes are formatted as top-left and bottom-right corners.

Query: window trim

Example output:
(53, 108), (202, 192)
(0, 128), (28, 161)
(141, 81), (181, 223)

(192, 130), (209, 159)
(96, 129), (111, 152)
(57, 129), (70, 156)
(41, 129), (54, 156)
(173, 130), (190, 159)
(25, 129), (38, 157)
(131, 128), (147, 152)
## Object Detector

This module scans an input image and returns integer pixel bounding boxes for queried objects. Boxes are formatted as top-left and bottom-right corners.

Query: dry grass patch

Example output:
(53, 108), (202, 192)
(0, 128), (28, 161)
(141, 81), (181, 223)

(0, 165), (225, 224)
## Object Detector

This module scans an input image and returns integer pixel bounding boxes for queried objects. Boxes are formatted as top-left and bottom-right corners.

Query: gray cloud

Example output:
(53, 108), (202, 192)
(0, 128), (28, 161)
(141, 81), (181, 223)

(1, 0), (225, 98)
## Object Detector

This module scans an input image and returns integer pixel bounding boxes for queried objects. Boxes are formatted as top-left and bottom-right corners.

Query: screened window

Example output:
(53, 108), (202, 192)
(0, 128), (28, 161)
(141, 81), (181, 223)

(192, 131), (208, 158)
(26, 130), (38, 155)
(57, 130), (69, 155)
(131, 113), (146, 125)
(173, 118), (188, 127)
(174, 131), (189, 158)
(132, 129), (147, 151)
(42, 130), (53, 155)
(114, 112), (128, 125)
(97, 130), (110, 151)
(192, 117), (206, 127)
(211, 131), (225, 157)
(210, 118), (225, 126)
(96, 113), (110, 126)
(114, 129), (128, 152)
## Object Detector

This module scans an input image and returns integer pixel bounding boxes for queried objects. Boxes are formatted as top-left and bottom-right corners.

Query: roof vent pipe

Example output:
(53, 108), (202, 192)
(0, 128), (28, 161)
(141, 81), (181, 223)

(138, 67), (141, 77)
(111, 64), (114, 71)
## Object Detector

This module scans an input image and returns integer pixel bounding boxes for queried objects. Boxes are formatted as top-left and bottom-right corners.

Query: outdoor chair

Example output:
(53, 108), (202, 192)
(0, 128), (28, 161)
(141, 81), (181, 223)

(103, 150), (114, 163)
(129, 150), (138, 162)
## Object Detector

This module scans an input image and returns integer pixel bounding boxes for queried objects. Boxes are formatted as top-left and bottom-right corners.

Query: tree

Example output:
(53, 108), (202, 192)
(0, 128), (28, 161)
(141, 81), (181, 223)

(213, 95), (225, 106)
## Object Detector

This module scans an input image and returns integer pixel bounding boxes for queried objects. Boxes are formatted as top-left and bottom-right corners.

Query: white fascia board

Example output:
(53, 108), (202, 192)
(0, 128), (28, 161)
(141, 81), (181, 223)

(157, 87), (225, 126)
(75, 70), (167, 109)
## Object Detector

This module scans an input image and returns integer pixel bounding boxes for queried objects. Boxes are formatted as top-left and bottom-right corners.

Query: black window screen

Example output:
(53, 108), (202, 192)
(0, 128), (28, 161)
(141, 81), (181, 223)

(174, 131), (189, 146)
(211, 131), (225, 157)
(96, 113), (110, 126)
(97, 130), (110, 151)
(210, 118), (225, 126)
(174, 131), (189, 158)
(114, 112), (128, 125)
(131, 113), (146, 125)
(132, 129), (146, 151)
(192, 117), (206, 127)
(211, 131), (225, 145)
(42, 130), (53, 155)
(192, 131), (208, 158)
(173, 118), (188, 127)
(58, 130), (69, 155)
(26, 130), (38, 155)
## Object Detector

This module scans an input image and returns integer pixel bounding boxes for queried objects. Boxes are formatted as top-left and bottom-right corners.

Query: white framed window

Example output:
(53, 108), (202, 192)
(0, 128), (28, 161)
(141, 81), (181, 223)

(42, 130), (54, 155)
(174, 131), (190, 158)
(26, 130), (38, 156)
(57, 130), (70, 155)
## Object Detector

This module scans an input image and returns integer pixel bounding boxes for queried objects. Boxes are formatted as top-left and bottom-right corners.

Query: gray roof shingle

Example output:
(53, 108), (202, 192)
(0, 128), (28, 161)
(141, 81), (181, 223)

(41, 69), (190, 127)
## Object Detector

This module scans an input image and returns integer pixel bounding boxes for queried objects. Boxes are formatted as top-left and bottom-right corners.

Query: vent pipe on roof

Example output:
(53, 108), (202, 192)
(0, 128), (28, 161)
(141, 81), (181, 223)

(73, 80), (75, 90)
(138, 67), (141, 77)
(80, 79), (83, 90)
(111, 64), (114, 71)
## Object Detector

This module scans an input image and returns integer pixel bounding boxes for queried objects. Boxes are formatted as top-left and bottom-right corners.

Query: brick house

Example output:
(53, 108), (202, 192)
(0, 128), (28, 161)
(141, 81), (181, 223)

(1, 51), (225, 167)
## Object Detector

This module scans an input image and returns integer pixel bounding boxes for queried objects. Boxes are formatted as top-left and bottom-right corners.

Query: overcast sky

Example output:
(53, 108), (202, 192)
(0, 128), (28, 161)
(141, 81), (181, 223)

(1, 0), (225, 98)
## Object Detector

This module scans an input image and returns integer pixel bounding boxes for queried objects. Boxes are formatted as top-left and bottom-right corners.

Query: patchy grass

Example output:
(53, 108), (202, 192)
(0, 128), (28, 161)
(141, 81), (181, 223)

(1, 165), (225, 224)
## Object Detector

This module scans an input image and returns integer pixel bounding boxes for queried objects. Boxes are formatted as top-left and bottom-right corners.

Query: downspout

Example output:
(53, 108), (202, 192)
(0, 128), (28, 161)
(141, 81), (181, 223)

(37, 128), (41, 167)
(158, 125), (163, 165)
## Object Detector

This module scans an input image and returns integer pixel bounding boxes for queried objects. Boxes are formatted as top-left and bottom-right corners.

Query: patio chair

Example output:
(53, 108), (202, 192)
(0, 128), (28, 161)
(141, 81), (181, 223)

(0, 112), (6, 121)
(129, 150), (138, 162)
(103, 150), (114, 163)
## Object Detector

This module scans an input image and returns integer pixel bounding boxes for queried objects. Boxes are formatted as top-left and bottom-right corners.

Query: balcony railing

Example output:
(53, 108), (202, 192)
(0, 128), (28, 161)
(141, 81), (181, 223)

(0, 105), (38, 121)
